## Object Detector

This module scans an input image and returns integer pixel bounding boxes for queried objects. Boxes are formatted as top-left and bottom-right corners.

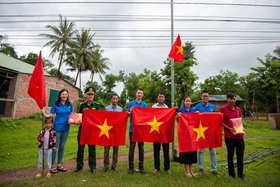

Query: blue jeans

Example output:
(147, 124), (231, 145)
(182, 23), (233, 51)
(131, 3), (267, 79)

(52, 130), (69, 165)
(198, 148), (217, 172)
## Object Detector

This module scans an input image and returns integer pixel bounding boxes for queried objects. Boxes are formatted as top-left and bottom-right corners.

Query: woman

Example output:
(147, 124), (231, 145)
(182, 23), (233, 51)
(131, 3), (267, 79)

(176, 96), (197, 178)
(42, 88), (73, 173)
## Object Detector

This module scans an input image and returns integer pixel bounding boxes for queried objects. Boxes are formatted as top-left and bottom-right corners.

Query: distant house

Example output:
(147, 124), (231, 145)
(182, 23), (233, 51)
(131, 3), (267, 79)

(193, 95), (246, 112)
(0, 53), (80, 119)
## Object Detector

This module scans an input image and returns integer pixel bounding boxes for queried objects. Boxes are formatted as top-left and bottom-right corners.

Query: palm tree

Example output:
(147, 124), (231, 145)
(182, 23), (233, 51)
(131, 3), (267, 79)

(88, 48), (111, 82)
(66, 28), (99, 89)
(40, 15), (75, 77)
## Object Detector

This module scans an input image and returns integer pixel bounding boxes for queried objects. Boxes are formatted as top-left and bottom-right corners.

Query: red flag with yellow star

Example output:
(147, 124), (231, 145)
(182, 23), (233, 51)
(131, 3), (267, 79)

(132, 107), (176, 143)
(168, 34), (184, 63)
(80, 110), (128, 146)
(178, 112), (223, 152)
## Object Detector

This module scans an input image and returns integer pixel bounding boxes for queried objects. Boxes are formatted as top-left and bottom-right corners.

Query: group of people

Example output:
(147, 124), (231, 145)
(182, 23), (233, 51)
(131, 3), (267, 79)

(36, 87), (247, 181)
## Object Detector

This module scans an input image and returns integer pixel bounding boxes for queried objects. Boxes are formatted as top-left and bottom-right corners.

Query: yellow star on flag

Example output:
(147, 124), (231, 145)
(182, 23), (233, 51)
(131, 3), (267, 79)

(193, 121), (209, 141)
(147, 116), (163, 134)
(176, 45), (183, 55)
(97, 119), (113, 138)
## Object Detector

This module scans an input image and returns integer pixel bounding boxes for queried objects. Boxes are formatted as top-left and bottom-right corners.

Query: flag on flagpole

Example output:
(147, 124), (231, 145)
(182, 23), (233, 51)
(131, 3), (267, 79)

(168, 34), (184, 63)
(28, 51), (46, 109)
(132, 107), (176, 143)
(178, 112), (223, 152)
(80, 110), (128, 146)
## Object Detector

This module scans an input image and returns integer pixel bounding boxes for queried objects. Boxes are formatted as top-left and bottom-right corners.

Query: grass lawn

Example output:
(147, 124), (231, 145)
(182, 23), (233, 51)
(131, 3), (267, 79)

(0, 118), (280, 186)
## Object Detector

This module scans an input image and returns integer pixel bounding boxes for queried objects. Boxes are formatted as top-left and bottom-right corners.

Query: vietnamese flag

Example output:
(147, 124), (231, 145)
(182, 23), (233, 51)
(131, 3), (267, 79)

(132, 107), (176, 143)
(178, 112), (223, 152)
(27, 51), (46, 109)
(80, 110), (128, 146)
(168, 34), (184, 63)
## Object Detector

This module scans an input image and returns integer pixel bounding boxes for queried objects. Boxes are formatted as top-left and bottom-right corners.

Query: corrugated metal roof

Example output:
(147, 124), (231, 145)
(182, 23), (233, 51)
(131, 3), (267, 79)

(0, 53), (50, 75)
(209, 95), (245, 101)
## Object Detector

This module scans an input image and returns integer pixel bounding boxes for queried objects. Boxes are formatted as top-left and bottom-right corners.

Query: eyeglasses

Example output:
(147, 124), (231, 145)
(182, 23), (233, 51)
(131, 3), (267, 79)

(202, 96), (209, 98)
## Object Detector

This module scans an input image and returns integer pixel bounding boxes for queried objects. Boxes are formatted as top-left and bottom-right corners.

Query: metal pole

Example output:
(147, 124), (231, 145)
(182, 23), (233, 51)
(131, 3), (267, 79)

(170, 0), (175, 161)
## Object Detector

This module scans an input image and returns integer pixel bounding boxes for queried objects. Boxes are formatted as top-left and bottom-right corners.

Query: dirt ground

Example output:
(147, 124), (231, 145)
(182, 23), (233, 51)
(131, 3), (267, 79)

(0, 151), (154, 180)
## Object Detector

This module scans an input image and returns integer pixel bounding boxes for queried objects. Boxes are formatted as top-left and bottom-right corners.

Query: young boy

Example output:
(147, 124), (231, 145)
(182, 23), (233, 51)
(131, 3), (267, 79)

(36, 117), (57, 178)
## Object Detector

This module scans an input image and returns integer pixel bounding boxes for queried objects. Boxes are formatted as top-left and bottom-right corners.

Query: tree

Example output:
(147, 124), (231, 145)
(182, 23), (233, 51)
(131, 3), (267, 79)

(40, 15), (75, 77)
(66, 28), (98, 89)
(251, 53), (280, 113)
(88, 48), (111, 82)
(0, 35), (18, 58)
(201, 70), (242, 96)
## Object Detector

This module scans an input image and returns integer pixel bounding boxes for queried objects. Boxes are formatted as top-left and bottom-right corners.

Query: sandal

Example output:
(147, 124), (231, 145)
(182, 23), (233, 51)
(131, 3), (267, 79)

(57, 166), (67, 172)
(185, 172), (192, 178)
(46, 172), (51, 178)
(191, 171), (197, 178)
(35, 173), (42, 178)
(50, 167), (57, 174)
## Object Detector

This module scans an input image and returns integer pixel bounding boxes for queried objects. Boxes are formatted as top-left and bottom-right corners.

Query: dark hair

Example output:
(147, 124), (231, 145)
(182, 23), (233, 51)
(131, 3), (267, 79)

(45, 116), (53, 123)
(183, 95), (191, 101)
(136, 88), (144, 92)
(226, 92), (236, 99)
(201, 90), (208, 95)
(55, 88), (71, 107)
(111, 93), (119, 98)
(157, 92), (165, 97)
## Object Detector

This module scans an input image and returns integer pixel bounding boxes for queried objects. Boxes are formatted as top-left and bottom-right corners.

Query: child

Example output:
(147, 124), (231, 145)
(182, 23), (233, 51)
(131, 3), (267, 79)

(36, 117), (57, 178)
(175, 96), (197, 178)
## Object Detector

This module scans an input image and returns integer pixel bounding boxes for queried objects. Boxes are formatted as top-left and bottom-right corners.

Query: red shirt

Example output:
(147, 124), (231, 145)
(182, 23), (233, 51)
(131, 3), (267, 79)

(219, 104), (244, 139)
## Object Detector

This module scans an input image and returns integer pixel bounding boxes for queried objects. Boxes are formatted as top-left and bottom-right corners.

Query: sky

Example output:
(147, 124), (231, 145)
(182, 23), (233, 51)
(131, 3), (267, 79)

(0, 0), (280, 94)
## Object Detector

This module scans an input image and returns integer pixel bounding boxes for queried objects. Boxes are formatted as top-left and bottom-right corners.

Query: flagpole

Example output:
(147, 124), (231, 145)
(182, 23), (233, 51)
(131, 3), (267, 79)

(170, 0), (175, 161)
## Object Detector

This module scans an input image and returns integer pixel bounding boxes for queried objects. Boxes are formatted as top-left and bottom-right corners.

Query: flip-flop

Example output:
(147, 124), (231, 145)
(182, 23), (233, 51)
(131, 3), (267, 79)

(35, 173), (42, 178)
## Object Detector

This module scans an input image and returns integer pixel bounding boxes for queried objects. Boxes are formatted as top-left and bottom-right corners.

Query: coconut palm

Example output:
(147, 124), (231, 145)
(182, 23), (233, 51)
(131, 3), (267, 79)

(66, 28), (99, 89)
(87, 48), (111, 82)
(40, 15), (75, 77)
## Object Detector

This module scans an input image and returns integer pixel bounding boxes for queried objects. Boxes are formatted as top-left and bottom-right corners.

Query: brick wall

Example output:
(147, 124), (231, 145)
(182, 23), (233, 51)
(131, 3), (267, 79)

(13, 74), (79, 119)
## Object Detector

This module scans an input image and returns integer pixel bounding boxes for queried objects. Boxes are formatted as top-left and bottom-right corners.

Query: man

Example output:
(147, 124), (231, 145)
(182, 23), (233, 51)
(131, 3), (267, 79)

(102, 93), (123, 173)
(151, 92), (172, 174)
(73, 87), (100, 173)
(194, 90), (218, 176)
(220, 92), (247, 180)
(127, 88), (148, 174)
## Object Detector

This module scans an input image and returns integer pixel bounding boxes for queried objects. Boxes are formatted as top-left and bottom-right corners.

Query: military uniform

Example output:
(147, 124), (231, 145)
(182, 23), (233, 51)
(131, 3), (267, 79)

(74, 87), (100, 173)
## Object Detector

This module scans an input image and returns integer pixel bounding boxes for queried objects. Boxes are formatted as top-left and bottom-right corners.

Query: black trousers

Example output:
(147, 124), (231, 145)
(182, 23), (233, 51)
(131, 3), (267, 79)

(225, 137), (245, 177)
(128, 132), (144, 169)
(153, 142), (170, 171)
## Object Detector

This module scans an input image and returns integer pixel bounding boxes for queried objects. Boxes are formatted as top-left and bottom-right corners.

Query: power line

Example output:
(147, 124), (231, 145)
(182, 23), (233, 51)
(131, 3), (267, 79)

(1, 1), (280, 8)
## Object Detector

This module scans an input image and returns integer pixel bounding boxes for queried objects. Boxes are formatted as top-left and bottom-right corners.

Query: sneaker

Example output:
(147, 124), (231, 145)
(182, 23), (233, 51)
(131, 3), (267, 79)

(35, 173), (42, 178)
(153, 169), (159, 174)
(212, 171), (219, 176)
(46, 172), (51, 178)
(166, 170), (172, 175)
(198, 169), (204, 175)
(139, 169), (146, 174)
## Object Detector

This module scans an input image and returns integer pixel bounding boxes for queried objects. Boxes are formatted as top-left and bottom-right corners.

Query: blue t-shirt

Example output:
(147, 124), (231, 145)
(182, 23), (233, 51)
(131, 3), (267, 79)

(50, 102), (73, 131)
(194, 102), (215, 112)
(128, 100), (148, 132)
(178, 107), (195, 113)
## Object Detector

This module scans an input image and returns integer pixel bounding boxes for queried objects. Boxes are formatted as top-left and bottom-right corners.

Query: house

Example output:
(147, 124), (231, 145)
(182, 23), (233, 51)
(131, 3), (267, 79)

(193, 95), (246, 113)
(0, 53), (80, 119)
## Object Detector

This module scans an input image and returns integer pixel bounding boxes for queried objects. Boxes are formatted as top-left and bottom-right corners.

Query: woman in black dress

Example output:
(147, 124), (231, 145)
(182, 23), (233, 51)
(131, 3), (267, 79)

(175, 96), (197, 178)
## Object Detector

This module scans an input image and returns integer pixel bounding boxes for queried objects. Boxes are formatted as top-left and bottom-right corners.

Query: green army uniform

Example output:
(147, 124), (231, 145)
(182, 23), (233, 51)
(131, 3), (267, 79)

(75, 87), (100, 172)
